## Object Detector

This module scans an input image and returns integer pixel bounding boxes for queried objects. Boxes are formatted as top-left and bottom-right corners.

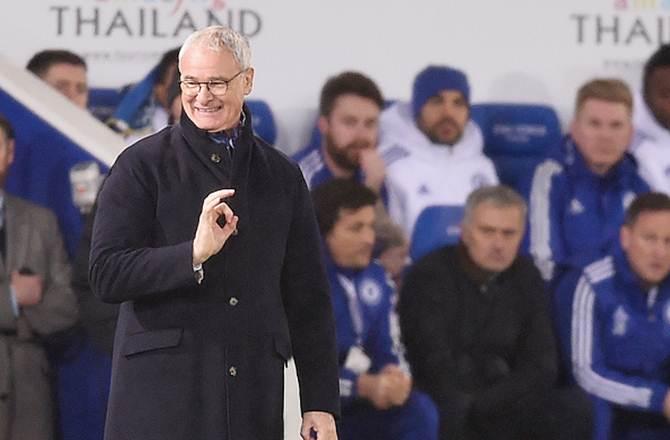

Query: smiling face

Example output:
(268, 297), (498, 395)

(178, 44), (254, 132)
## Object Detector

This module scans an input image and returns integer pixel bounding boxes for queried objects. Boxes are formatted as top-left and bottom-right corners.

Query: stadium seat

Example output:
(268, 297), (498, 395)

(246, 99), (277, 145)
(409, 205), (465, 262)
(470, 103), (562, 191)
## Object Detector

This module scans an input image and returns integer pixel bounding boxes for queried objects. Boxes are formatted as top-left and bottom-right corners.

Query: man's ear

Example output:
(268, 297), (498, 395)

(7, 139), (14, 166)
(243, 68), (255, 96)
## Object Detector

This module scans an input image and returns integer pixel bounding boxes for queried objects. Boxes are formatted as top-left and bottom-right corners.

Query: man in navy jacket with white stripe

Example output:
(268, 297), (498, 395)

(555, 192), (670, 439)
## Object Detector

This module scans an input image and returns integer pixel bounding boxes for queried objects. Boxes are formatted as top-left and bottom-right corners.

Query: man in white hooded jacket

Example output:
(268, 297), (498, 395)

(379, 65), (497, 257)
(632, 44), (670, 194)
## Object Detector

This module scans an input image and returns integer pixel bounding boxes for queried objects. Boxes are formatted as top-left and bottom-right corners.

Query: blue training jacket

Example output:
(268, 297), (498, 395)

(554, 247), (670, 416)
(527, 137), (649, 283)
(324, 256), (408, 408)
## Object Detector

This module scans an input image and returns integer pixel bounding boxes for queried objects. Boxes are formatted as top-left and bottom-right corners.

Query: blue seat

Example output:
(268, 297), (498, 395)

(246, 99), (277, 145)
(0, 89), (107, 258)
(470, 103), (562, 191)
(410, 205), (465, 262)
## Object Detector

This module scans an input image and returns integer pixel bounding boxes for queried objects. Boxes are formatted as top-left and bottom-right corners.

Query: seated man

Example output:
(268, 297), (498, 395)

(399, 185), (589, 440)
(0, 114), (79, 439)
(311, 179), (438, 440)
(294, 71), (386, 194)
(26, 49), (89, 109)
(379, 65), (497, 243)
(107, 48), (180, 141)
(556, 192), (670, 439)
(528, 79), (649, 284)
(632, 44), (670, 194)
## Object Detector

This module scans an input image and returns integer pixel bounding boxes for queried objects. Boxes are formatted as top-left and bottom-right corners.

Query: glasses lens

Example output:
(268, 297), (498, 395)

(208, 82), (228, 96)
(180, 82), (199, 96)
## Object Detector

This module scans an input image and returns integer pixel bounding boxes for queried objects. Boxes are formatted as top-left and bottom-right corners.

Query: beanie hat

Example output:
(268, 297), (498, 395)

(411, 65), (470, 119)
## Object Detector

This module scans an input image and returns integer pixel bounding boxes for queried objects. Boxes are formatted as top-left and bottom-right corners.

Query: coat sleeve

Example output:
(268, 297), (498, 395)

(469, 265), (558, 417)
(280, 168), (340, 418)
(89, 150), (196, 304)
(529, 159), (566, 282)
(571, 276), (669, 413)
(72, 207), (118, 354)
(20, 207), (79, 336)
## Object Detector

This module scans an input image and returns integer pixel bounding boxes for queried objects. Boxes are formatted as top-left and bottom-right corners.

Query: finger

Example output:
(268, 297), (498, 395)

(202, 189), (235, 208)
(299, 424), (312, 439)
(203, 190), (234, 212)
(221, 216), (239, 236)
(212, 202), (235, 224)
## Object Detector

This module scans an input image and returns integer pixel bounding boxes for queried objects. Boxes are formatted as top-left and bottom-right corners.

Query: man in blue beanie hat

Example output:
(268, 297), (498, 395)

(379, 65), (497, 260)
(411, 65), (471, 144)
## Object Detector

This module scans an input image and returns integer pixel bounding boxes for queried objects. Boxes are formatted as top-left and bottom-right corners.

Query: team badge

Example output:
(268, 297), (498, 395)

(360, 278), (382, 306)
(569, 198), (585, 215)
(612, 306), (629, 336)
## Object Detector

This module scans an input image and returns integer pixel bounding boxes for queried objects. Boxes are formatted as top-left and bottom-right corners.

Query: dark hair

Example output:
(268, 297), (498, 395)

(0, 114), (14, 141)
(624, 192), (670, 226)
(311, 179), (378, 236)
(156, 48), (180, 85)
(643, 44), (670, 95)
(26, 49), (87, 77)
(319, 71), (384, 117)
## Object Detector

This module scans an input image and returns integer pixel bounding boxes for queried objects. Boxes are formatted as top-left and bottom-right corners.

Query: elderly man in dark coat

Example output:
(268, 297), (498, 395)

(90, 26), (340, 440)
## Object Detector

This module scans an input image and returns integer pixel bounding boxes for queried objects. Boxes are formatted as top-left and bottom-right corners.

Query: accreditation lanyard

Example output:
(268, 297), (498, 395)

(337, 274), (365, 346)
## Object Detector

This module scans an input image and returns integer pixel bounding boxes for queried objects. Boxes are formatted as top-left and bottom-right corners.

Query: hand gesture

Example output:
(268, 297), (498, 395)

(192, 189), (239, 265)
(301, 411), (337, 440)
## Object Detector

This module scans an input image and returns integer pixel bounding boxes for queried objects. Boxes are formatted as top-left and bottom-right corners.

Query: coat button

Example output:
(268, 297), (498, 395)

(210, 153), (221, 163)
(229, 366), (237, 377)
(229, 297), (239, 306)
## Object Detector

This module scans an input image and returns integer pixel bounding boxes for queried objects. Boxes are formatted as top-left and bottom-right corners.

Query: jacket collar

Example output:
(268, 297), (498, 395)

(562, 136), (639, 186)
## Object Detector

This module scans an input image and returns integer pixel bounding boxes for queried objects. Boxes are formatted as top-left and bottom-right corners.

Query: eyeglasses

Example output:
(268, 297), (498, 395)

(179, 70), (246, 97)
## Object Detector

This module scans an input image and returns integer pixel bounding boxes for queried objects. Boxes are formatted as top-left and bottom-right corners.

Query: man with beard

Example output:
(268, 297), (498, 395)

(379, 65), (497, 251)
(528, 79), (649, 286)
(631, 44), (670, 194)
(294, 71), (386, 194)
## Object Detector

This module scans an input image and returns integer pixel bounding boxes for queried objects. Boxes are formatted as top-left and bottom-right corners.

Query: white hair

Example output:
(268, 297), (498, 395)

(179, 26), (251, 70)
